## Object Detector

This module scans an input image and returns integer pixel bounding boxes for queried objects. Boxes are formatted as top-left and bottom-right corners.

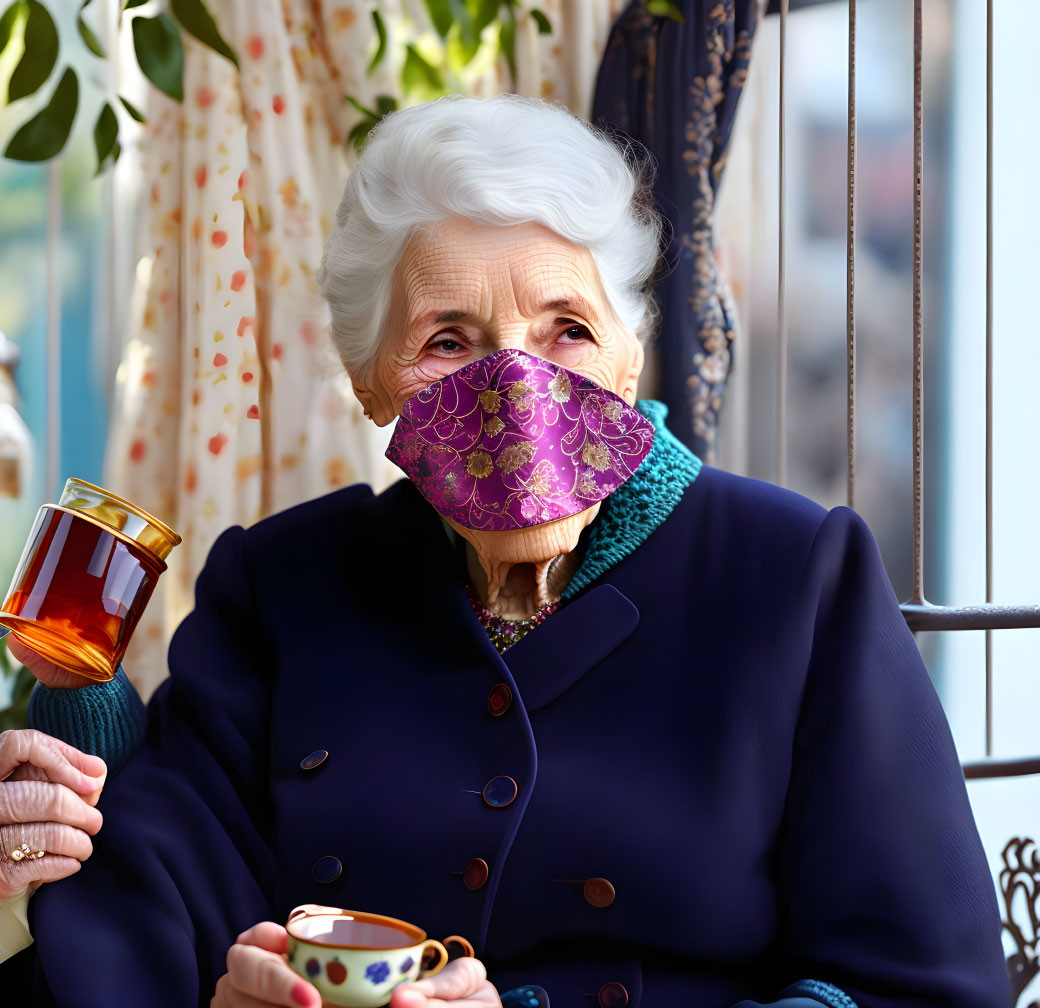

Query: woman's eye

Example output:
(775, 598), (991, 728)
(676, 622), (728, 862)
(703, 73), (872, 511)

(559, 324), (593, 342)
(429, 334), (466, 354)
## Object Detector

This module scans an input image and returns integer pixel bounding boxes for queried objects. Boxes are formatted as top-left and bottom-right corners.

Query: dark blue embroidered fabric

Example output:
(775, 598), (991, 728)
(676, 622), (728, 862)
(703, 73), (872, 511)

(592, 0), (760, 460)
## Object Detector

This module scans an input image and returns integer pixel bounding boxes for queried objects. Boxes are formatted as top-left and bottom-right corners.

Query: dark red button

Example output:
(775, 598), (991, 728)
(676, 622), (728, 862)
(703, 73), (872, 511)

(598, 982), (629, 1008)
(463, 857), (489, 890)
(312, 856), (342, 883)
(300, 750), (328, 770)
(482, 775), (518, 808)
(583, 877), (616, 908)
(487, 683), (512, 716)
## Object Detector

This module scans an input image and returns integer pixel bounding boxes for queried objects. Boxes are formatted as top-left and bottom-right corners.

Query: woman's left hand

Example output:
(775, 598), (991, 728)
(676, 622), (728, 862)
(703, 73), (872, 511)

(389, 958), (502, 1008)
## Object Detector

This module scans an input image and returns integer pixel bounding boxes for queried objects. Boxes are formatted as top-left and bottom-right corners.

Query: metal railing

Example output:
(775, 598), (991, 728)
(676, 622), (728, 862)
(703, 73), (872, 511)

(775, 0), (1040, 780)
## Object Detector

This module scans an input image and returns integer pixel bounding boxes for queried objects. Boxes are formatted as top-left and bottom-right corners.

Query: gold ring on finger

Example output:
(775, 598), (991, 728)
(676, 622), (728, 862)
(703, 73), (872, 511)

(9, 842), (46, 862)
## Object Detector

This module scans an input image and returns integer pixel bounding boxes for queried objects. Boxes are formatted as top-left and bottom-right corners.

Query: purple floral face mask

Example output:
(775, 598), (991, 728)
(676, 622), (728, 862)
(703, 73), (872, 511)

(386, 348), (654, 531)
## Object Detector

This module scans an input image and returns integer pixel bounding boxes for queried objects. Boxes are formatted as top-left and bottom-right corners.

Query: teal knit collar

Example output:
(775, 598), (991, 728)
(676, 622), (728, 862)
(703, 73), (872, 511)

(440, 399), (702, 598)
(562, 399), (702, 598)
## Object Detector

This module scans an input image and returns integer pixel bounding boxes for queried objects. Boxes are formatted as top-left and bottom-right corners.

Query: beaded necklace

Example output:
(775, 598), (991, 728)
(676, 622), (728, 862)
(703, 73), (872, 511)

(466, 584), (559, 654)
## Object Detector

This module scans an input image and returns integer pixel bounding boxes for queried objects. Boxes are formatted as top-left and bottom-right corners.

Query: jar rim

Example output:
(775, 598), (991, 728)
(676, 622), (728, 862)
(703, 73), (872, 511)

(58, 479), (181, 560)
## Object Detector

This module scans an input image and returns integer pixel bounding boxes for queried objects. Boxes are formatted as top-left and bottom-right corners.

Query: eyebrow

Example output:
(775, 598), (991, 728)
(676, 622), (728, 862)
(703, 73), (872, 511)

(432, 309), (470, 324)
(539, 295), (601, 325)
(409, 295), (602, 333)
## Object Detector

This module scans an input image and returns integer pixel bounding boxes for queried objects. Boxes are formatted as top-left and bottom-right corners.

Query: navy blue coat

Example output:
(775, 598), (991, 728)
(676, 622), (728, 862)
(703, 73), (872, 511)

(29, 467), (1008, 1007)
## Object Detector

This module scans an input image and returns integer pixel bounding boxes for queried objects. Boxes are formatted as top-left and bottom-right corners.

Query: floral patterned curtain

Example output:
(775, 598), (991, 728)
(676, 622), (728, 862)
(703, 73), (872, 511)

(591, 0), (760, 461)
(107, 0), (625, 700)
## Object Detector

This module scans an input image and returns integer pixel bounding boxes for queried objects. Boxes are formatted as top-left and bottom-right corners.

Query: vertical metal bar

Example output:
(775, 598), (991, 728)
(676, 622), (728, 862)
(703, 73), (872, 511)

(910, 0), (925, 605)
(776, 0), (789, 488)
(45, 160), (62, 500)
(846, 0), (857, 510)
(985, 0), (994, 757)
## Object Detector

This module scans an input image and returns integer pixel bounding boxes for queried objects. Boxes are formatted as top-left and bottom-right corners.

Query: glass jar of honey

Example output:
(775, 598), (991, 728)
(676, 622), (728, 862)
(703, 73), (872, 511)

(0, 478), (180, 682)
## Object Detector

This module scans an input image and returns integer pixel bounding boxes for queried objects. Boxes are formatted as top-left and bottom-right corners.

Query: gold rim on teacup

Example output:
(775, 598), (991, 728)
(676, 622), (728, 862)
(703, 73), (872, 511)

(286, 905), (474, 957)
(287, 906), (427, 951)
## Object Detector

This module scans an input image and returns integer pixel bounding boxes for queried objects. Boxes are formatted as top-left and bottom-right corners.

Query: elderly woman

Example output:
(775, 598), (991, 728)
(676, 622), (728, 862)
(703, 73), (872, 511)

(1, 95), (1006, 1008)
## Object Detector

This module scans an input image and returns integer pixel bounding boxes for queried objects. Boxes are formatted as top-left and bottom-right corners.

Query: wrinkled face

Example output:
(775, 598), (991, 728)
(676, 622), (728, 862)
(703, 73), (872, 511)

(351, 218), (644, 425)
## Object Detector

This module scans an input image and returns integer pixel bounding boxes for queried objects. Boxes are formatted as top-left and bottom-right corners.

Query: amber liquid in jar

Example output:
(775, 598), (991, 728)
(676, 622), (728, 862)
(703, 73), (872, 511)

(1, 505), (164, 681)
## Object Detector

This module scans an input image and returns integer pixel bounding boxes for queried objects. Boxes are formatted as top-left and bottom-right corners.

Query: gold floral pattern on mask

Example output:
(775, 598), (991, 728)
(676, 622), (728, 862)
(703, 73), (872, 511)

(581, 442), (611, 472)
(386, 349), (654, 531)
(506, 380), (535, 410)
(549, 370), (572, 403)
(479, 389), (502, 414)
(496, 441), (535, 474)
(577, 472), (600, 497)
(466, 450), (494, 478)
(526, 466), (554, 496)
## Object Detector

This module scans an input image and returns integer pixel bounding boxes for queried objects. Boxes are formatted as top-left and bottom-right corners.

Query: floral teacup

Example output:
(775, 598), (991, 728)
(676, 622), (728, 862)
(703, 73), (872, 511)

(286, 905), (474, 1008)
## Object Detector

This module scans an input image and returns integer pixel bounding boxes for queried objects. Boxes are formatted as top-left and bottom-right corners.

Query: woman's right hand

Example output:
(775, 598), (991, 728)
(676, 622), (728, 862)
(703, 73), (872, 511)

(6, 634), (96, 690)
(212, 922), (322, 1008)
(0, 729), (106, 899)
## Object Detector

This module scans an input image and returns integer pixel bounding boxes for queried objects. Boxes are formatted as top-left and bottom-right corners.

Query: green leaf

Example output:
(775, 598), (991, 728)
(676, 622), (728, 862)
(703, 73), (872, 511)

(77, 5), (106, 58)
(345, 94), (377, 119)
(366, 9), (386, 74)
(448, 0), (474, 47)
(170, 0), (238, 68)
(645, 0), (684, 23)
(530, 7), (552, 34)
(449, 0), (486, 67)
(8, 0), (57, 103)
(4, 65), (78, 161)
(124, 0), (148, 8)
(119, 93), (145, 122)
(348, 119), (373, 152)
(467, 0), (500, 34)
(447, 31), (479, 70)
(423, 0), (453, 38)
(498, 7), (516, 83)
(93, 100), (118, 174)
(345, 94), (398, 152)
(0, 2), (25, 58)
(402, 43), (444, 96)
(132, 13), (184, 102)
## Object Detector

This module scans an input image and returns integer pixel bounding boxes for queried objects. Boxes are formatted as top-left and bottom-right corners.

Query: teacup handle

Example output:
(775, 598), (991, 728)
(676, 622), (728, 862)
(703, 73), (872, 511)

(418, 940), (449, 979)
(442, 935), (475, 959)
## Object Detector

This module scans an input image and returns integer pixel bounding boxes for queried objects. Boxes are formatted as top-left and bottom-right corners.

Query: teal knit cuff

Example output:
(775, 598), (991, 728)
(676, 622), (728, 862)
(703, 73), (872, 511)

(28, 665), (147, 776)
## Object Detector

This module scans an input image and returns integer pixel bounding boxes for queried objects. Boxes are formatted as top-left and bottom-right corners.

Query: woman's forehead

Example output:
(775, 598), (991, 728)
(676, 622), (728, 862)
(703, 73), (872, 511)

(398, 219), (608, 317)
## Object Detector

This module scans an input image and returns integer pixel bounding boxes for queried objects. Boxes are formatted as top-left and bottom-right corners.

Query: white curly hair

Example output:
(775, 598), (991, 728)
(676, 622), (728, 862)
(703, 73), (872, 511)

(318, 93), (663, 375)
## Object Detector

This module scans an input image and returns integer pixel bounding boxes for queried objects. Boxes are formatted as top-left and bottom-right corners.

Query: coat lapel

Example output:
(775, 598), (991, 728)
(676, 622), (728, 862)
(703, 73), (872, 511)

(502, 584), (640, 712)
(374, 480), (641, 710)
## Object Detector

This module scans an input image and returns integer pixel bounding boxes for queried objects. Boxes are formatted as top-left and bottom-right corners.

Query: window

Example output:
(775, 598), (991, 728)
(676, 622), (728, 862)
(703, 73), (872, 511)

(717, 0), (1040, 982)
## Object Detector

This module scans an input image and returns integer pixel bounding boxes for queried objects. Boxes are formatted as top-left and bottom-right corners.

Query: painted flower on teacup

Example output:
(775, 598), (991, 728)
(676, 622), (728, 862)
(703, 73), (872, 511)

(286, 904), (473, 1008)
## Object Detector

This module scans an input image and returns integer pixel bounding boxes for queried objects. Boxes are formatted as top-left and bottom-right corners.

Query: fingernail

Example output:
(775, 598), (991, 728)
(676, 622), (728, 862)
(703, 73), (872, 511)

(291, 980), (317, 1007)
